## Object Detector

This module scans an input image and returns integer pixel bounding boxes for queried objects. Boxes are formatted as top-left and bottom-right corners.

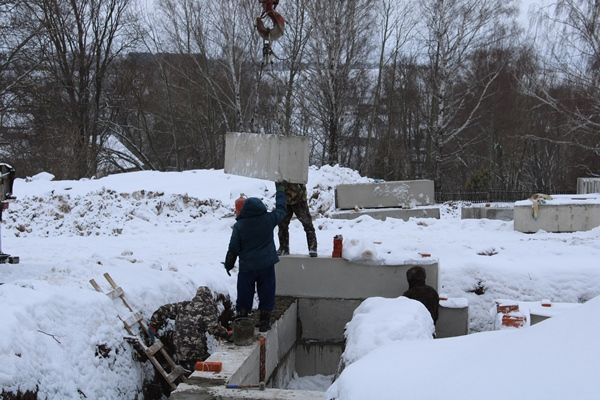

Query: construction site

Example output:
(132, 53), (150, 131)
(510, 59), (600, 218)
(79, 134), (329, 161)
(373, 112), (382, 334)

(1, 1), (600, 399)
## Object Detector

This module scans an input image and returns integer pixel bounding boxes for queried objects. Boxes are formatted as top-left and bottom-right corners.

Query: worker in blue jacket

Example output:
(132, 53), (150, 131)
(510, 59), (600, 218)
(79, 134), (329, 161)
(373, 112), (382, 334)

(224, 182), (287, 332)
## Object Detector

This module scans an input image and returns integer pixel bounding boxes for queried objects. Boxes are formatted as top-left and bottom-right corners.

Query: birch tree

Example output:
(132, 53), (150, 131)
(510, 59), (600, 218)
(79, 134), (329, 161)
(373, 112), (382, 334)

(420, 0), (517, 186)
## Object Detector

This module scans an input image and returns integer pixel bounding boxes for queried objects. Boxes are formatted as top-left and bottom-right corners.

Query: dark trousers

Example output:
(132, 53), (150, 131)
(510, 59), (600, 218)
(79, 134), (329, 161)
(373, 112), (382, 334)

(236, 265), (276, 312)
(278, 201), (317, 251)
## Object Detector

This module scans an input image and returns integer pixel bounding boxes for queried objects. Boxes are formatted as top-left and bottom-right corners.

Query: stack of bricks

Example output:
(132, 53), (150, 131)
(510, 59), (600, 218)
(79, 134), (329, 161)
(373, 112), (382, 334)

(495, 302), (527, 329)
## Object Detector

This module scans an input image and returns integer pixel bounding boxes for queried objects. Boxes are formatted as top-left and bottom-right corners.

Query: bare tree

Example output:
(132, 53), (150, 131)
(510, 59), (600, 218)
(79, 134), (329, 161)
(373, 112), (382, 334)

(526, 0), (600, 158)
(305, 0), (373, 165)
(419, 0), (517, 186)
(24, 0), (135, 178)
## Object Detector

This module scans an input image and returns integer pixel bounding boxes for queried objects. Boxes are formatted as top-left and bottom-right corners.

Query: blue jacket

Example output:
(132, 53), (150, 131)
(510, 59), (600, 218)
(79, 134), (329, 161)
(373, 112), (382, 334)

(227, 190), (286, 271)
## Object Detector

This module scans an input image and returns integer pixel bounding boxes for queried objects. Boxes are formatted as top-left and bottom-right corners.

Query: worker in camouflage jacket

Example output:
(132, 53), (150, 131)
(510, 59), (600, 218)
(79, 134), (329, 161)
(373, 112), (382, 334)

(277, 182), (317, 257)
(148, 287), (232, 371)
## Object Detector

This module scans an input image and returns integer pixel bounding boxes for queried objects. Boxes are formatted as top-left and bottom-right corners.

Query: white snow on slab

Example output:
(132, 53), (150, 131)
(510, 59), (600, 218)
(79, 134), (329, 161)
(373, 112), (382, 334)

(327, 295), (600, 400)
(515, 194), (600, 206)
(342, 297), (434, 366)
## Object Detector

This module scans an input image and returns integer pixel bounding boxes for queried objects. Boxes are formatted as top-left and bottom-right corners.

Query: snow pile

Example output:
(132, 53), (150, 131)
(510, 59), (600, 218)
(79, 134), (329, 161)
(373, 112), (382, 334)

(515, 194), (600, 206)
(341, 237), (381, 263)
(306, 165), (372, 216)
(327, 295), (600, 400)
(5, 165), (369, 237)
(342, 297), (434, 367)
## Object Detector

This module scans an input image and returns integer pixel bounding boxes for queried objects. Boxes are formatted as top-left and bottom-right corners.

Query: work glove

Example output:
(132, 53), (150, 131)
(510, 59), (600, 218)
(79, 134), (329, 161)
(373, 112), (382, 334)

(223, 250), (237, 276)
(147, 323), (157, 343)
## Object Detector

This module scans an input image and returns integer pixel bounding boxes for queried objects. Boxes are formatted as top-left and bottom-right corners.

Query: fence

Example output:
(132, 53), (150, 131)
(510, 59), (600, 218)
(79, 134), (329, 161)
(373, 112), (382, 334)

(435, 189), (574, 203)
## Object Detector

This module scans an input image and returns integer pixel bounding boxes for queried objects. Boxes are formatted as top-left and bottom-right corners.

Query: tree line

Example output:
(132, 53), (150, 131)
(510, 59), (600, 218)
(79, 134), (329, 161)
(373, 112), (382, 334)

(1, 0), (599, 194)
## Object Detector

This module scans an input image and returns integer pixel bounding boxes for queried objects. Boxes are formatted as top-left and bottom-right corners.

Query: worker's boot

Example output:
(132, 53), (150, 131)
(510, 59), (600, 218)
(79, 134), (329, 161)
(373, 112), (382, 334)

(307, 231), (317, 257)
(235, 308), (249, 320)
(277, 247), (289, 256)
(258, 310), (271, 332)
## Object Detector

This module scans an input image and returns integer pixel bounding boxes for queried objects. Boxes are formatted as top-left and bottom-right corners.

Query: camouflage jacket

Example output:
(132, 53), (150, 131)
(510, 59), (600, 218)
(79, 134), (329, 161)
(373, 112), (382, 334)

(283, 182), (307, 206)
(149, 287), (230, 366)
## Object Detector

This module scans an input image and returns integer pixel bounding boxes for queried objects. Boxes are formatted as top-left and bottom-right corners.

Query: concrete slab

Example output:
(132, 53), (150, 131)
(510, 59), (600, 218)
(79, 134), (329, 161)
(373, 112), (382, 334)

(186, 300), (297, 387)
(436, 299), (469, 338)
(297, 298), (362, 341)
(224, 132), (310, 184)
(460, 207), (513, 221)
(295, 342), (344, 377)
(276, 255), (438, 299)
(172, 384), (324, 400)
(335, 180), (434, 210)
(330, 207), (440, 221)
(577, 177), (600, 194)
(514, 196), (600, 232)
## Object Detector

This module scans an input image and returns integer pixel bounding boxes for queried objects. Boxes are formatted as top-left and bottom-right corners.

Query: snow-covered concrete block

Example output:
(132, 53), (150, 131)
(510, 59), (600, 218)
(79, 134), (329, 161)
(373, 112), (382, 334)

(331, 207), (440, 221)
(577, 177), (600, 194)
(276, 255), (438, 299)
(461, 206), (513, 221)
(335, 180), (434, 210)
(224, 132), (310, 184)
(436, 298), (469, 338)
(514, 194), (600, 233)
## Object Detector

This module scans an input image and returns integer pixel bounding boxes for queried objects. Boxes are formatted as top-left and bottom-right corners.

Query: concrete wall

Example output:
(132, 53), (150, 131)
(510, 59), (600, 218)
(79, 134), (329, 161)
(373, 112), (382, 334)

(460, 207), (513, 221)
(295, 343), (344, 377)
(298, 298), (362, 341)
(276, 255), (439, 299)
(436, 305), (469, 338)
(577, 178), (600, 194)
(224, 132), (310, 184)
(514, 203), (600, 233)
(330, 207), (440, 221)
(184, 301), (298, 389)
(335, 180), (434, 210)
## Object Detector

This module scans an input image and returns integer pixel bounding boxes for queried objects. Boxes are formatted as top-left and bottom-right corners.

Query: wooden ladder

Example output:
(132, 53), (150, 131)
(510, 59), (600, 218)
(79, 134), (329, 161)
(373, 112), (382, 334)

(90, 273), (188, 390)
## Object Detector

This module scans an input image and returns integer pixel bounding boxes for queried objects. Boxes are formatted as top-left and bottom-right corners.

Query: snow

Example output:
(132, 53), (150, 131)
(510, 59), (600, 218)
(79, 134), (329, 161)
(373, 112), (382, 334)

(287, 373), (333, 391)
(0, 164), (599, 398)
(341, 297), (434, 367)
(515, 193), (600, 206)
(327, 295), (600, 400)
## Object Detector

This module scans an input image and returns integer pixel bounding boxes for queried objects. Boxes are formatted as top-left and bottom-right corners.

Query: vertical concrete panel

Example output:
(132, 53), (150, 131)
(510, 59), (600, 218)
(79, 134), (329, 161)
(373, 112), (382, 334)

(295, 343), (344, 377)
(514, 204), (600, 233)
(577, 178), (600, 194)
(224, 132), (310, 183)
(297, 298), (362, 341)
(335, 180), (435, 209)
(436, 305), (469, 338)
(276, 255), (438, 299)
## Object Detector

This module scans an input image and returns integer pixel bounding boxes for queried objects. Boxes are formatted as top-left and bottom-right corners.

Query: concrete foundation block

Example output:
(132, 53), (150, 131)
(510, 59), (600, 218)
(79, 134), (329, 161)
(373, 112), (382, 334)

(330, 207), (440, 221)
(577, 177), (600, 194)
(460, 206), (513, 221)
(298, 298), (362, 341)
(276, 255), (438, 299)
(514, 200), (600, 233)
(335, 180), (434, 210)
(436, 299), (469, 338)
(295, 342), (344, 377)
(224, 132), (310, 184)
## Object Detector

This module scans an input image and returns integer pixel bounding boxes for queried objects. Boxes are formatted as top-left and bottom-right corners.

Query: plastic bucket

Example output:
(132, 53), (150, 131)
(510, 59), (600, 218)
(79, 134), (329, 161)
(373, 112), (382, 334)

(232, 317), (255, 346)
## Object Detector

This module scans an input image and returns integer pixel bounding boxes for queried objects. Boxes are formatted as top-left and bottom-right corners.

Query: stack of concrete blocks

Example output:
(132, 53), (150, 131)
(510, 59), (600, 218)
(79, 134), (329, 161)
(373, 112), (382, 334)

(514, 194), (600, 233)
(577, 177), (600, 194)
(224, 132), (310, 184)
(331, 180), (440, 221)
(461, 205), (514, 221)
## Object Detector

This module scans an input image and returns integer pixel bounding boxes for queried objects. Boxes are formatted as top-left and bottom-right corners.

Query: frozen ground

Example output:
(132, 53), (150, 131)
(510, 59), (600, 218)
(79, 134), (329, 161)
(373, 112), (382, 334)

(0, 166), (599, 399)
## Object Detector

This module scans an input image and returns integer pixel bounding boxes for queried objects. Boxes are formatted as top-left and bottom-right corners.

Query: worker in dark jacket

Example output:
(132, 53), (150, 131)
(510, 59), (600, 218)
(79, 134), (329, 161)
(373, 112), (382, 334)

(224, 182), (286, 332)
(403, 266), (439, 324)
(277, 182), (317, 257)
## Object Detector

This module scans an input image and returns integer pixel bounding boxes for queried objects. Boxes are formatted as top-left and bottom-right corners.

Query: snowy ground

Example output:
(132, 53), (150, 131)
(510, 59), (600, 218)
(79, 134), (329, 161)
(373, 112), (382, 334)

(1, 166), (599, 399)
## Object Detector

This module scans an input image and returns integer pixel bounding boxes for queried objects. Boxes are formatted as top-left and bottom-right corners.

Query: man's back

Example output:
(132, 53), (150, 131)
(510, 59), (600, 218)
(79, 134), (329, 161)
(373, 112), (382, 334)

(403, 285), (439, 323)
